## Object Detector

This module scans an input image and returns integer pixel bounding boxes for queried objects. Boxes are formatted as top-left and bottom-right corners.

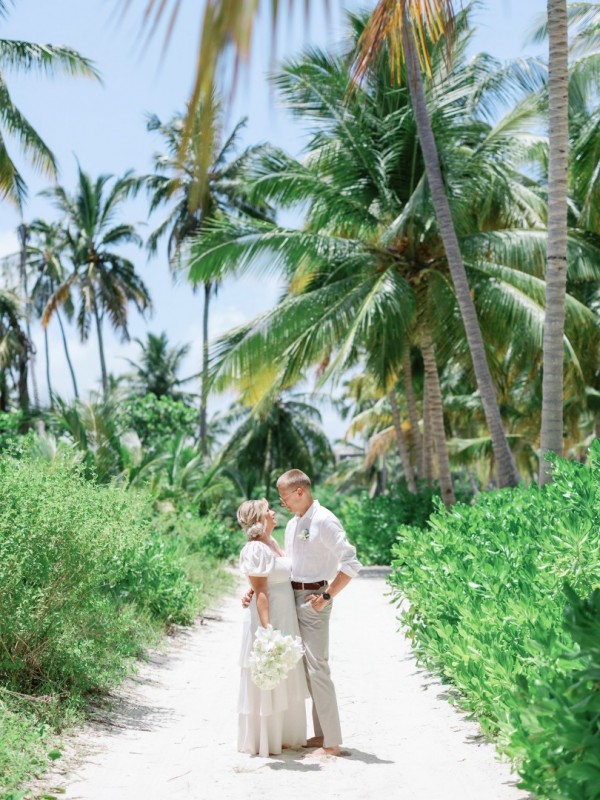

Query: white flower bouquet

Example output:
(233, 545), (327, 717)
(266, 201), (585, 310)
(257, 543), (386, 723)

(250, 625), (304, 690)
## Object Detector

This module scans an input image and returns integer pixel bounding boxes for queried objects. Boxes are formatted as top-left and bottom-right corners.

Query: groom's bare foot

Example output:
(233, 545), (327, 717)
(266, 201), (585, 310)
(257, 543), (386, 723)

(303, 736), (324, 748)
(305, 745), (341, 757)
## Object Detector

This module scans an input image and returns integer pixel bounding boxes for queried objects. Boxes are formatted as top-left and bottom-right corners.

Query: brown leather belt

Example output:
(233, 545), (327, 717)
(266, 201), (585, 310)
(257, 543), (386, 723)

(291, 580), (327, 590)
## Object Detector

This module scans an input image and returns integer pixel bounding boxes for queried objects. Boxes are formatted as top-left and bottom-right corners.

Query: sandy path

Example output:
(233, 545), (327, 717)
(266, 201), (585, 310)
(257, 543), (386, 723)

(32, 569), (529, 800)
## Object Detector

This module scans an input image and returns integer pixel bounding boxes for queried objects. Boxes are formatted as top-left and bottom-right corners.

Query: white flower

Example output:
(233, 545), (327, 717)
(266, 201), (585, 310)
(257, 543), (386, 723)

(250, 625), (304, 690)
(299, 528), (310, 541)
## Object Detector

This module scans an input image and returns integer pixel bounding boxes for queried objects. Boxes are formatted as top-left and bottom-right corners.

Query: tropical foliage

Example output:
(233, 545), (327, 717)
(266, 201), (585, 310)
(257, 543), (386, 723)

(0, 21), (98, 207)
(41, 167), (152, 397)
(1, 2), (600, 798)
(388, 442), (600, 800)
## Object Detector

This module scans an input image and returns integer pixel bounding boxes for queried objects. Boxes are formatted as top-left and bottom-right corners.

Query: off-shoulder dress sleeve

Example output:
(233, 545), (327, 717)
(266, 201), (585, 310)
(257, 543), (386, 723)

(239, 541), (276, 577)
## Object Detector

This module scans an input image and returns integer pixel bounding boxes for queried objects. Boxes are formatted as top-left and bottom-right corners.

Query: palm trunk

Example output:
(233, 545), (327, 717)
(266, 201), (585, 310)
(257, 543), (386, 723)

(56, 310), (79, 399)
(422, 336), (455, 507)
(17, 348), (30, 428)
(539, 0), (569, 485)
(92, 297), (108, 398)
(0, 369), (8, 412)
(44, 328), (53, 409)
(199, 281), (211, 456)
(18, 223), (39, 409)
(403, 346), (424, 479)
(264, 427), (272, 501)
(467, 469), (480, 495)
(402, 14), (519, 489)
(388, 389), (417, 493)
(423, 368), (435, 485)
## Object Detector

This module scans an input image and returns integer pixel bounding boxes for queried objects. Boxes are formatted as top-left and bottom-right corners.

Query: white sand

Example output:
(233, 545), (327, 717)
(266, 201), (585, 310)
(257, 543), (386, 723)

(30, 569), (530, 800)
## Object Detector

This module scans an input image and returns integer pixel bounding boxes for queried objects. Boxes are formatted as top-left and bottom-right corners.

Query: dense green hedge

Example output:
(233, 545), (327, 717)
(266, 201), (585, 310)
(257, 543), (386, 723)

(319, 480), (470, 565)
(389, 442), (600, 800)
(0, 449), (232, 798)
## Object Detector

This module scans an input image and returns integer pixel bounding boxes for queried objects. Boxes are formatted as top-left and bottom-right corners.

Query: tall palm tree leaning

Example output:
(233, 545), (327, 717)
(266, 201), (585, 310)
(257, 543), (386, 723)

(539, 0), (569, 484)
(145, 101), (272, 455)
(131, 0), (520, 488)
(42, 168), (151, 398)
(0, 3), (98, 208)
(354, 1), (520, 488)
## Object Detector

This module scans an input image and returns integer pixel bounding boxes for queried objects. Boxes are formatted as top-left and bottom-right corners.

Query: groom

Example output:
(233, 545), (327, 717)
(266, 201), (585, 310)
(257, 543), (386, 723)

(275, 468), (362, 757)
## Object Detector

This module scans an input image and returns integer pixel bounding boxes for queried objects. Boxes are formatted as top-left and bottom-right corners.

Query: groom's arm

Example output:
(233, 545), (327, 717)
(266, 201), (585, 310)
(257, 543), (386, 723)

(307, 516), (362, 611)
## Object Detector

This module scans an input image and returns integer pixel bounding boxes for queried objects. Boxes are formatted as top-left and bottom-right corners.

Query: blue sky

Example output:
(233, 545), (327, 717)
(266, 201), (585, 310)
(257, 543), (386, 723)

(0, 0), (546, 440)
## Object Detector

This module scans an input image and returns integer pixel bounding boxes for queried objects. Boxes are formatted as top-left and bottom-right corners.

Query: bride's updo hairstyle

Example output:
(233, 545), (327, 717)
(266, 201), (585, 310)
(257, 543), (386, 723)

(237, 498), (269, 541)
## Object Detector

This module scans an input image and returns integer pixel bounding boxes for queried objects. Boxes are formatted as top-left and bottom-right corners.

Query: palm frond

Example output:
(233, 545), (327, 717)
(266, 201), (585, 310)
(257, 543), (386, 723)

(0, 40), (100, 79)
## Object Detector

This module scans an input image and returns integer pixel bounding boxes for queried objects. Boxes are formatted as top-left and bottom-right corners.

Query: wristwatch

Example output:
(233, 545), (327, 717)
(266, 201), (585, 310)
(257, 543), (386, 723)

(322, 592), (331, 601)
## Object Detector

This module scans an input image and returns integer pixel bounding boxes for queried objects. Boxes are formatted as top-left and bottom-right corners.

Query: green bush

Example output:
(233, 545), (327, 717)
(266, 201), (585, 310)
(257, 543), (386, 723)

(0, 453), (151, 696)
(388, 442), (600, 799)
(319, 480), (470, 565)
(0, 410), (26, 450)
(507, 586), (600, 800)
(118, 394), (197, 452)
(0, 448), (233, 797)
(0, 700), (51, 796)
(107, 533), (196, 625)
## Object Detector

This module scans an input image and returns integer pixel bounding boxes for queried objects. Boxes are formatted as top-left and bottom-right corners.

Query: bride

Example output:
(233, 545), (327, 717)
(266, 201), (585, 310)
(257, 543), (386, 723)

(237, 499), (310, 757)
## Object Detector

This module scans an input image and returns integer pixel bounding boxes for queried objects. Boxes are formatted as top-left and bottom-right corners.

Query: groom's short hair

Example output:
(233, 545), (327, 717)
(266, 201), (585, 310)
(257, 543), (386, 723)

(277, 469), (311, 491)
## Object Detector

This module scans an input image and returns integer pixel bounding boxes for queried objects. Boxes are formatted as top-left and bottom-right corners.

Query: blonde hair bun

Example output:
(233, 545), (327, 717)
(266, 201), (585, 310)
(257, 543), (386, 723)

(237, 498), (269, 540)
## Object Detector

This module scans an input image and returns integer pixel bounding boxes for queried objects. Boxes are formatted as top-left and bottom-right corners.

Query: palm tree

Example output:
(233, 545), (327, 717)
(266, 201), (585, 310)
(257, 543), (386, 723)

(0, 287), (31, 415)
(539, 0), (570, 483)
(41, 168), (152, 398)
(217, 394), (334, 500)
(123, 331), (196, 401)
(129, 2), (455, 212)
(354, 1), (525, 488)
(188, 14), (571, 494)
(530, 2), (600, 476)
(145, 101), (273, 455)
(17, 223), (39, 406)
(27, 219), (79, 402)
(0, 7), (98, 208)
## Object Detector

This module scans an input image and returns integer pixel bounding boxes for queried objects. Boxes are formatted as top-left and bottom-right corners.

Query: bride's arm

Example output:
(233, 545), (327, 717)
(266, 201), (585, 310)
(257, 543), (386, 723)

(248, 576), (269, 627)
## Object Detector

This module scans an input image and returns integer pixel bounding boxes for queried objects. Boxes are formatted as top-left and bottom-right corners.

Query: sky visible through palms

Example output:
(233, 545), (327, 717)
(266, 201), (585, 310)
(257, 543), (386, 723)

(0, 0), (545, 439)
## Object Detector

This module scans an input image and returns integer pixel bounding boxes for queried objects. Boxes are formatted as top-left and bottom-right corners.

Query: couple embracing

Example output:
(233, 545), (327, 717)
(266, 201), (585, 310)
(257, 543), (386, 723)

(236, 469), (362, 758)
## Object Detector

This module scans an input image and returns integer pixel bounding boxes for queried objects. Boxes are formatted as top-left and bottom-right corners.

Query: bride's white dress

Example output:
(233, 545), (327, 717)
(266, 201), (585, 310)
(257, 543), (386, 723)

(238, 541), (309, 757)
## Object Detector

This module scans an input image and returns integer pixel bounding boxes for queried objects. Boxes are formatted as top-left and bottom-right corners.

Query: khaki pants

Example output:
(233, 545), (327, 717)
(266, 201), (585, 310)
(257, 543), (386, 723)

(294, 588), (342, 747)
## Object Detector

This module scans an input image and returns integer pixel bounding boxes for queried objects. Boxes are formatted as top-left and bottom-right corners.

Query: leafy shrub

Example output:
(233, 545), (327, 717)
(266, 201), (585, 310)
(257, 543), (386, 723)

(106, 533), (196, 625)
(0, 410), (26, 450)
(156, 510), (245, 563)
(0, 448), (235, 797)
(0, 450), (203, 696)
(0, 454), (146, 695)
(388, 442), (600, 799)
(319, 480), (470, 564)
(119, 394), (197, 452)
(0, 700), (51, 796)
(507, 586), (600, 800)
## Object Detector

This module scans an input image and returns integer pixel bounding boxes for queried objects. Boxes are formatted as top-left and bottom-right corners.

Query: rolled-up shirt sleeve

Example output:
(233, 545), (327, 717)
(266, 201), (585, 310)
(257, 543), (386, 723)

(320, 517), (362, 578)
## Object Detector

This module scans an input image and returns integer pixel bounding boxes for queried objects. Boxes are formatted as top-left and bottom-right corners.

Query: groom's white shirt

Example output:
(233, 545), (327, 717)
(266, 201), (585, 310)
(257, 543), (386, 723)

(284, 500), (362, 583)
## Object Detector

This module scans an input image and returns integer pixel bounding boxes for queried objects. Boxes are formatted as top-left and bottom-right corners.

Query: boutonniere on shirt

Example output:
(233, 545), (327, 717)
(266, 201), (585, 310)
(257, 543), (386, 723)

(299, 528), (310, 541)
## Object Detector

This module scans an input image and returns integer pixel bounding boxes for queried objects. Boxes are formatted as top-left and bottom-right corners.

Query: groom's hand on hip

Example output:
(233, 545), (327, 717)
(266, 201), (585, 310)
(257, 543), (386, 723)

(306, 593), (329, 612)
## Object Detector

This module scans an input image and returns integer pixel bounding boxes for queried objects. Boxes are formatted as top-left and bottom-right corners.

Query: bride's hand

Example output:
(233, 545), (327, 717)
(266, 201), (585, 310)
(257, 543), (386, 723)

(242, 588), (254, 608)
